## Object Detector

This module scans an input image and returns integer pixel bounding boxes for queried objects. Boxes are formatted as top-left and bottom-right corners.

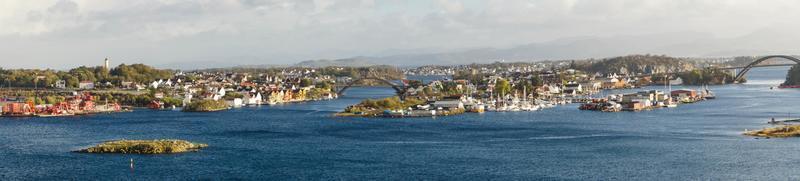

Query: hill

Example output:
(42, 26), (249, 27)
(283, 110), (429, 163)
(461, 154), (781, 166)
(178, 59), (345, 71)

(294, 58), (376, 67)
(574, 55), (696, 75)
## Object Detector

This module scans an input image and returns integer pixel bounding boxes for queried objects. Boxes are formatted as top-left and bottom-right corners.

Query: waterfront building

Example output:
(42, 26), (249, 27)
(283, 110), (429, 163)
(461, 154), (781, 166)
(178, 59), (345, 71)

(600, 77), (626, 89)
(579, 81), (602, 93)
(243, 93), (262, 105)
(671, 89), (698, 101)
(563, 82), (582, 93)
(78, 81), (95, 90)
(432, 100), (465, 110)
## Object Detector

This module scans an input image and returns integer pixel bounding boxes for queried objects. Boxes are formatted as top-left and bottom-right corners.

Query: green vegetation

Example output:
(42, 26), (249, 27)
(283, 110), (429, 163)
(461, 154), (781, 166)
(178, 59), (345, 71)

(76, 139), (208, 154)
(783, 64), (800, 86)
(161, 97), (184, 107)
(299, 78), (313, 87)
(184, 100), (228, 112)
(575, 54), (695, 75)
(344, 96), (426, 114)
(315, 81), (334, 90)
(223, 92), (244, 100)
(453, 69), (487, 85)
(494, 79), (511, 97)
(306, 87), (334, 100)
(0, 64), (173, 89)
(744, 125), (800, 138)
(438, 81), (464, 95)
(677, 68), (736, 85)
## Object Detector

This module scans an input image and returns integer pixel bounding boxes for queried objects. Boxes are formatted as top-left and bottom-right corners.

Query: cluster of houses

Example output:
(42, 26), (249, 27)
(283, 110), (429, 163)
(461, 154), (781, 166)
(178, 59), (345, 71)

(579, 89), (713, 112)
(0, 92), (125, 117)
(379, 96), (486, 117)
(371, 65), (715, 116)
(144, 71), (338, 109)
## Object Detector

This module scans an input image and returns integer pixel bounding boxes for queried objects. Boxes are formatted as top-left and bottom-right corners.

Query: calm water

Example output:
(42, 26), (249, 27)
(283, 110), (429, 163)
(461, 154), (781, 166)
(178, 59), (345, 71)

(1, 67), (799, 180)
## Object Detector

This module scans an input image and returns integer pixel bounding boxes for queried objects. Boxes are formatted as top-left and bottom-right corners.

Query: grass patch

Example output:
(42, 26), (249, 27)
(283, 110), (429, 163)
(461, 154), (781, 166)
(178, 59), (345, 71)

(744, 125), (800, 138)
(76, 139), (208, 154)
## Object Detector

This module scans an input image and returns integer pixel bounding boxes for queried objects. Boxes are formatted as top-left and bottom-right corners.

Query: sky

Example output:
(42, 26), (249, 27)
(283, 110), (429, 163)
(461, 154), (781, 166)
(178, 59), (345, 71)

(2, 0), (800, 69)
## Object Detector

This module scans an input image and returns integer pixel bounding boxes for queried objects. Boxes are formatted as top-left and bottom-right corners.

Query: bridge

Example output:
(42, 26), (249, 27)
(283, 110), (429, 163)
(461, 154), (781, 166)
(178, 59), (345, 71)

(619, 55), (798, 83)
(334, 71), (408, 100)
(732, 55), (800, 83)
(716, 63), (796, 70)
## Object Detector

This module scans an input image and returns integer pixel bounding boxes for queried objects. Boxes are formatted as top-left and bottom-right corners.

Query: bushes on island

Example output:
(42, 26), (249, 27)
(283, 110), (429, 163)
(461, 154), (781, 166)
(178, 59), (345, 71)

(744, 125), (800, 138)
(344, 96), (425, 113)
(677, 68), (737, 85)
(184, 100), (228, 112)
(783, 65), (800, 86)
(76, 139), (208, 154)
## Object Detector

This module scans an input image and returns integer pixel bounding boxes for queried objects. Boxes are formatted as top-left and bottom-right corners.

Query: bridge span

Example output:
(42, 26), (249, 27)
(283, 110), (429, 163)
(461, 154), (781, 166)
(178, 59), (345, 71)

(335, 76), (408, 100)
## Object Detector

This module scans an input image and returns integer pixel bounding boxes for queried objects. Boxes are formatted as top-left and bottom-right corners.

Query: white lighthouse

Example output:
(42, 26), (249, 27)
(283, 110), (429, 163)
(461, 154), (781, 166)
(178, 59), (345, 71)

(104, 57), (110, 70)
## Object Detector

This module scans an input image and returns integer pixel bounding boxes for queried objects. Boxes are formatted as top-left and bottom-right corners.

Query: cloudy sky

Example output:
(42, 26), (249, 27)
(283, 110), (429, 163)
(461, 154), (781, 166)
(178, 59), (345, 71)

(2, 0), (800, 69)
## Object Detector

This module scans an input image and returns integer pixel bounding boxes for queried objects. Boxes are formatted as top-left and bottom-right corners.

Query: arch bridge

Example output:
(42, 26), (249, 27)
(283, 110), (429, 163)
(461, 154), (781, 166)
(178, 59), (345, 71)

(733, 55), (800, 83)
(336, 77), (408, 100)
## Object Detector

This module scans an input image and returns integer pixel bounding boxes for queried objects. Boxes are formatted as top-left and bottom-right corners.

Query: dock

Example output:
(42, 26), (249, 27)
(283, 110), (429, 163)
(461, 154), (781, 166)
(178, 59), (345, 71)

(768, 118), (800, 125)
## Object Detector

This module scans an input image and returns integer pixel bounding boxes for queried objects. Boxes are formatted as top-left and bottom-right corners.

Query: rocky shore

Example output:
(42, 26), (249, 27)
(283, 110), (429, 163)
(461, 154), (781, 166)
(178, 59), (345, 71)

(744, 125), (800, 138)
(76, 139), (208, 154)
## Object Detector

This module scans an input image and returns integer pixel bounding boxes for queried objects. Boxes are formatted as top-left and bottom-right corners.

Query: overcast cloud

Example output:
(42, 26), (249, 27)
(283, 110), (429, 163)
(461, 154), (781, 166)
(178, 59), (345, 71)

(2, 0), (800, 69)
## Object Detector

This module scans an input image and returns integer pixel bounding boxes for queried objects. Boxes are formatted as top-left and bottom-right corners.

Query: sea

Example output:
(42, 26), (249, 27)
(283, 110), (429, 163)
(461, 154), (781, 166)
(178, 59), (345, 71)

(1, 67), (799, 180)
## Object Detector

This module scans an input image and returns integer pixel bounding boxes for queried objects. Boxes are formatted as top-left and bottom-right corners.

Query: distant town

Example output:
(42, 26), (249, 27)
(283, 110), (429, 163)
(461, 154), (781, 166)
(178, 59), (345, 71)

(0, 54), (798, 118)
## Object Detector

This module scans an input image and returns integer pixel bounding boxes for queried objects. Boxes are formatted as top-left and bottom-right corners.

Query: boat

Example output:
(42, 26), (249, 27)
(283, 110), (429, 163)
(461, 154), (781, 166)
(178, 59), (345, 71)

(703, 85), (716, 99)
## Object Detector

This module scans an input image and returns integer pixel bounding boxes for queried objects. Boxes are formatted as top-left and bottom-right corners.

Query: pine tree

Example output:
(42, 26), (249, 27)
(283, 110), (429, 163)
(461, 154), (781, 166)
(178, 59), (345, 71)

(784, 65), (800, 86)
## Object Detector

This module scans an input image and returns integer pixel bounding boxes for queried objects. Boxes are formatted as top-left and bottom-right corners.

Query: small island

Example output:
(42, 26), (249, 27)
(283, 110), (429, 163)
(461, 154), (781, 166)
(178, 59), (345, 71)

(76, 139), (208, 154)
(677, 68), (738, 85)
(336, 96), (467, 117)
(744, 125), (800, 138)
(780, 64), (800, 88)
(183, 100), (229, 112)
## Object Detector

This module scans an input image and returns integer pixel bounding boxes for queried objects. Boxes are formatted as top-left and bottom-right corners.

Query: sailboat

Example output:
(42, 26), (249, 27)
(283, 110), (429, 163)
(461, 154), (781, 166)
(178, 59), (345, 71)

(703, 85), (716, 100)
(665, 75), (678, 108)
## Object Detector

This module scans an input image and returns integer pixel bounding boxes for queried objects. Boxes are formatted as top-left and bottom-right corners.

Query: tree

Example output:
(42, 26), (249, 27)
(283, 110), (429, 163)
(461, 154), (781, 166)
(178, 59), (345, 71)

(299, 78), (313, 87)
(404, 80), (422, 89)
(494, 79), (511, 97)
(784, 65), (800, 86)
(315, 81), (333, 90)
(513, 79), (533, 93)
(531, 76), (544, 86)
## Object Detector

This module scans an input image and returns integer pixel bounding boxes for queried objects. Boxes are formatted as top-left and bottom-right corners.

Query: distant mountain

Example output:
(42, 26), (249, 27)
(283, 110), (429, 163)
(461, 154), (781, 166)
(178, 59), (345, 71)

(159, 61), (287, 70)
(307, 28), (800, 67)
(158, 61), (241, 70)
(165, 28), (800, 69)
(293, 57), (377, 67)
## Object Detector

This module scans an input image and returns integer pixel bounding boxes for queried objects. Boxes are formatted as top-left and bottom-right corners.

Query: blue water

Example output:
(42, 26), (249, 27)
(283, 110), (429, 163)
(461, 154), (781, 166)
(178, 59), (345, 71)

(1, 67), (799, 180)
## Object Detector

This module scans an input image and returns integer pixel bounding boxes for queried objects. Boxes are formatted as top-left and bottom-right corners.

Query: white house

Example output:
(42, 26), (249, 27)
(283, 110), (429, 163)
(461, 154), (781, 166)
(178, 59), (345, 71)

(431, 100), (464, 110)
(55, 80), (66, 89)
(244, 92), (262, 105)
(78, 81), (95, 89)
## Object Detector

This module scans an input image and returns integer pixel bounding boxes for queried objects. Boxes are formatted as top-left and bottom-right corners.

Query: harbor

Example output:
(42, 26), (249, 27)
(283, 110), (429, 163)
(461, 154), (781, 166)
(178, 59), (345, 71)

(2, 69), (799, 180)
(578, 88), (714, 112)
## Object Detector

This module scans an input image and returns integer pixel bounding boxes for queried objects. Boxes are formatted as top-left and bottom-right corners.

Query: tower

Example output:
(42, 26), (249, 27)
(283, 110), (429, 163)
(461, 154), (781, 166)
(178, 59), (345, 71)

(104, 57), (110, 70)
